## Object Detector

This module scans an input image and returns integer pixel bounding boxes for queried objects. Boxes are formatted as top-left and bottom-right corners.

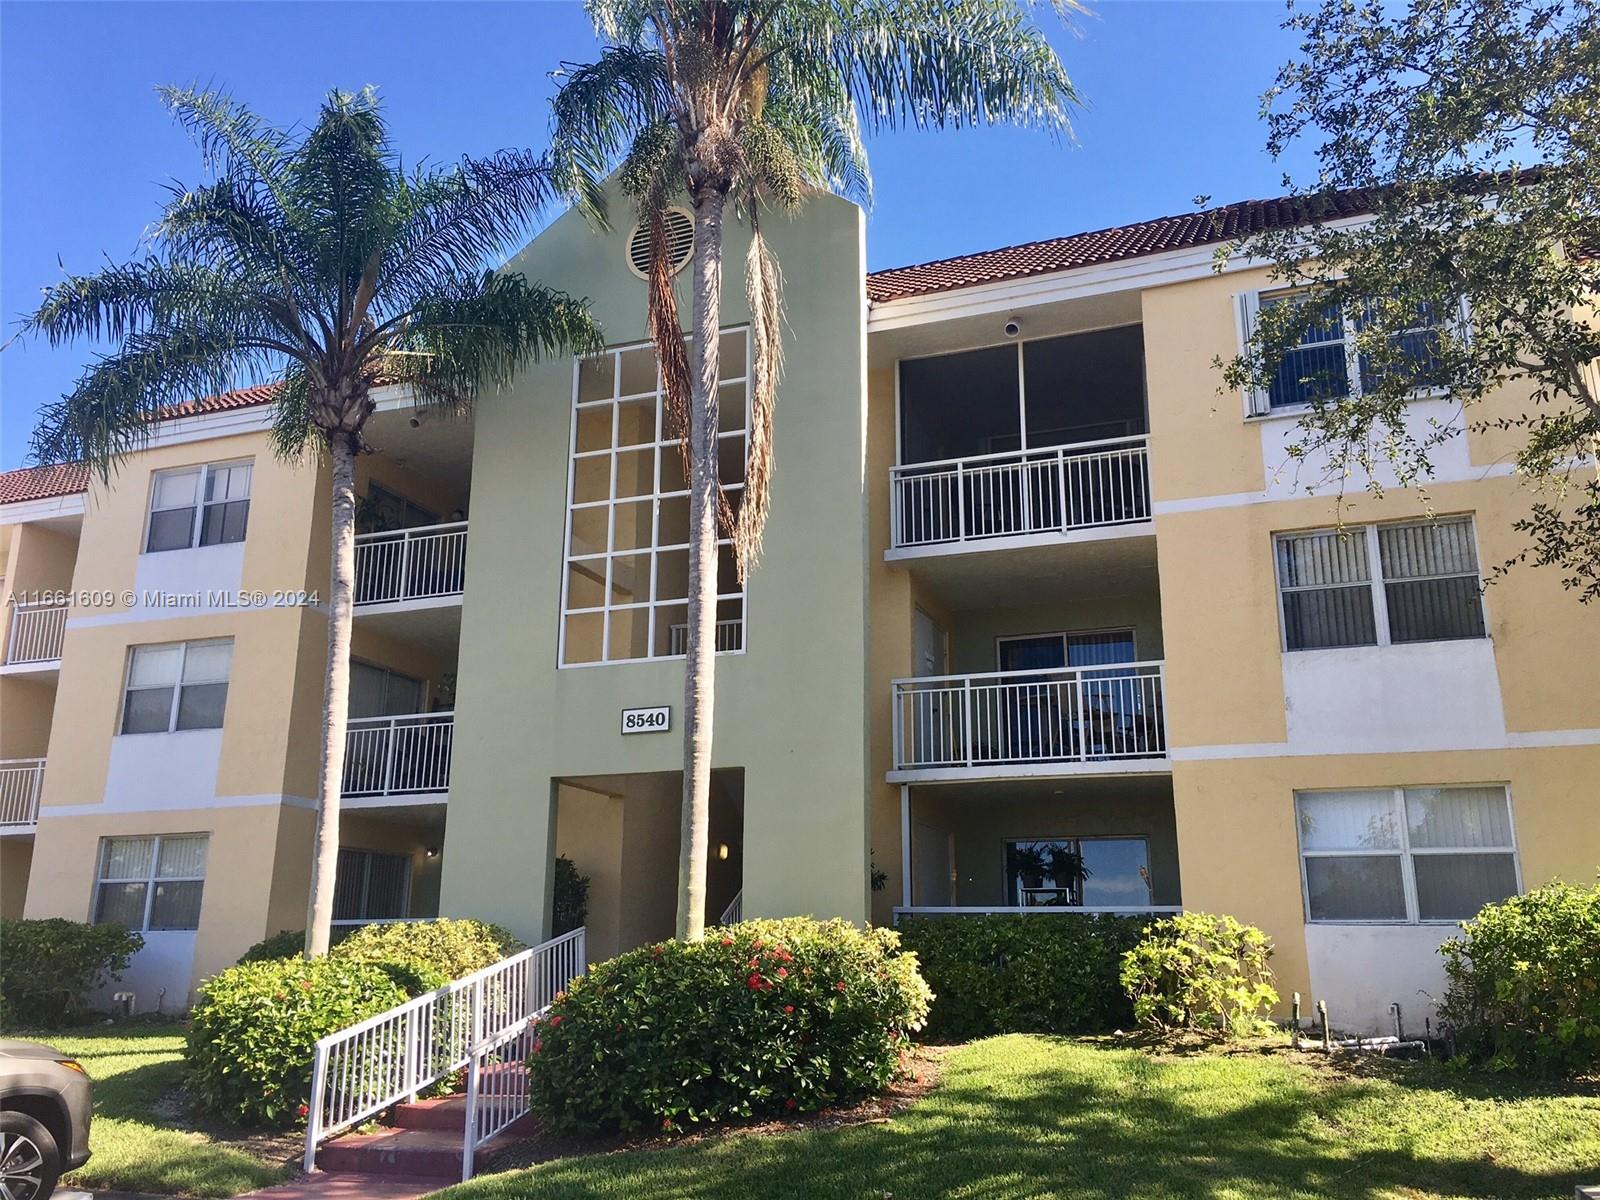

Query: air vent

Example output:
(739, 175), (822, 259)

(626, 208), (694, 280)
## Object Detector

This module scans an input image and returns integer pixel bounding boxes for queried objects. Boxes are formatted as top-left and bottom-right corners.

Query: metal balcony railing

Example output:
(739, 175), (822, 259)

(890, 436), (1150, 550)
(354, 522), (467, 606)
(6, 603), (67, 665)
(342, 712), (454, 798)
(0, 758), (44, 827)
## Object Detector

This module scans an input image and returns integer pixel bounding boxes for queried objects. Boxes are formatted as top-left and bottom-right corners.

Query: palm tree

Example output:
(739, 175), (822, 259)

(550, 0), (1080, 940)
(22, 86), (601, 957)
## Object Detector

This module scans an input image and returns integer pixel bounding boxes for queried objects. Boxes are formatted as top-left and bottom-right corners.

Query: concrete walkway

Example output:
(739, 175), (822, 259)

(89, 1175), (437, 1200)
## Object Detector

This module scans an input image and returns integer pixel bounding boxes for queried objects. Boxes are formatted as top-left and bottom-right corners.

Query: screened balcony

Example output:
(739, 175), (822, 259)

(890, 325), (1152, 554)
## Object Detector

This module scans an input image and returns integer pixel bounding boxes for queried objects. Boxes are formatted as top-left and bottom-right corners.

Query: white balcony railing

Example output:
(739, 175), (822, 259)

(890, 436), (1151, 550)
(354, 522), (467, 606)
(5, 603), (67, 665)
(342, 712), (454, 798)
(893, 661), (1167, 771)
(0, 759), (44, 827)
(667, 619), (744, 656)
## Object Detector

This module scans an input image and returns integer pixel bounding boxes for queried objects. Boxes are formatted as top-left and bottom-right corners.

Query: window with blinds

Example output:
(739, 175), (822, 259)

(1275, 518), (1486, 651)
(93, 834), (209, 931)
(1295, 786), (1518, 922)
(333, 848), (411, 922)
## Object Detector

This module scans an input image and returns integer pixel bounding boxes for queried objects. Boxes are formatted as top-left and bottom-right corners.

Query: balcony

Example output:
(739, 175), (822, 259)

(342, 712), (453, 805)
(891, 661), (1168, 781)
(890, 436), (1150, 556)
(4, 602), (67, 672)
(0, 758), (44, 829)
(354, 522), (467, 609)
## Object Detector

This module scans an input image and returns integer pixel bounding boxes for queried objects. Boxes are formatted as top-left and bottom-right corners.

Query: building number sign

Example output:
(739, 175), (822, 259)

(621, 706), (671, 735)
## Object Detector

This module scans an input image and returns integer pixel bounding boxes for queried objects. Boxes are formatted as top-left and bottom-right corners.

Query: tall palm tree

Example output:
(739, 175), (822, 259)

(22, 86), (601, 957)
(551, 0), (1080, 940)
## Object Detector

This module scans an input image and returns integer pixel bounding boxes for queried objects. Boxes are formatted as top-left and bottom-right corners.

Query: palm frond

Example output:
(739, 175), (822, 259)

(549, 46), (674, 221)
(734, 214), (782, 580)
(158, 83), (294, 207)
(157, 177), (315, 298)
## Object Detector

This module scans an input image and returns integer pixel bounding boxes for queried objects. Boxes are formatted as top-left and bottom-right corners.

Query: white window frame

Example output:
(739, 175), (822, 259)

(1295, 785), (1522, 926)
(1001, 834), (1154, 908)
(1237, 288), (1467, 418)
(120, 638), (233, 735)
(1273, 516), (1489, 652)
(92, 833), (209, 932)
(144, 459), (253, 553)
(558, 330), (751, 668)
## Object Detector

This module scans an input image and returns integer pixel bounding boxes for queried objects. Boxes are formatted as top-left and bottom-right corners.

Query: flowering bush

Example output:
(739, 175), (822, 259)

(1120, 912), (1278, 1035)
(1439, 880), (1600, 1077)
(525, 917), (931, 1132)
(897, 913), (1152, 1037)
(186, 957), (411, 1126)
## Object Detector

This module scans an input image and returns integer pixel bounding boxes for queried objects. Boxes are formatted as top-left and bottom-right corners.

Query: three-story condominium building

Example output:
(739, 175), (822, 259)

(2, 184), (1594, 1033)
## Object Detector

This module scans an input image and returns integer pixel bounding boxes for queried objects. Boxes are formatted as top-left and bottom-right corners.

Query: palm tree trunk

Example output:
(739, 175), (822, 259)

(677, 188), (726, 941)
(305, 431), (358, 956)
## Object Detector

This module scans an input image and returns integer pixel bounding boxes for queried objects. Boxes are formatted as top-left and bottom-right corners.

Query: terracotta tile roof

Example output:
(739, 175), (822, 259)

(1, 384), (281, 507)
(0, 462), (90, 505)
(866, 187), (1381, 303)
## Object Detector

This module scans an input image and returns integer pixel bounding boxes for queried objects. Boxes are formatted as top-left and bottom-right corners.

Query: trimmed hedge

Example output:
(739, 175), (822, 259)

(238, 928), (305, 964)
(186, 957), (412, 1126)
(889, 914), (1152, 1038)
(1439, 880), (1600, 1077)
(526, 918), (931, 1132)
(334, 918), (524, 988)
(0, 918), (144, 1027)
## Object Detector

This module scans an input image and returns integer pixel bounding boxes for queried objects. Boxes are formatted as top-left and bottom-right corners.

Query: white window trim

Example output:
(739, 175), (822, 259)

(1273, 516), (1489, 652)
(1236, 288), (1468, 419)
(120, 638), (233, 736)
(144, 459), (253, 554)
(93, 833), (209, 932)
(558, 330), (752, 668)
(1001, 834), (1154, 908)
(1295, 784), (1522, 926)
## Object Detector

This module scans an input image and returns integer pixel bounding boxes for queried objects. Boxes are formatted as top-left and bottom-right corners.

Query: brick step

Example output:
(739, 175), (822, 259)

(315, 1126), (519, 1179)
(390, 1094), (535, 1135)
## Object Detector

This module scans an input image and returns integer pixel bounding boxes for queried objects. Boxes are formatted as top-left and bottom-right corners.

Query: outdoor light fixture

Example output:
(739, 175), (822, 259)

(424, 846), (440, 858)
(717, 843), (730, 860)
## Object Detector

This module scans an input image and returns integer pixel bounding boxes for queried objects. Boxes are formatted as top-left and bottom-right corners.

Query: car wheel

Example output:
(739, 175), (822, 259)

(0, 1111), (60, 1200)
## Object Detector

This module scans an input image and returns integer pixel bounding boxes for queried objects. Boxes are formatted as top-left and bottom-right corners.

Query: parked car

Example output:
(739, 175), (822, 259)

(0, 1039), (93, 1200)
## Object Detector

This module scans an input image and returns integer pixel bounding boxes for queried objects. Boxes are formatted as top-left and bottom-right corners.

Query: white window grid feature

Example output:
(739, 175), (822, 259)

(560, 330), (751, 667)
(121, 638), (233, 735)
(145, 459), (253, 552)
(1294, 785), (1521, 925)
(1273, 517), (1487, 651)
(1239, 288), (1462, 416)
(93, 833), (210, 932)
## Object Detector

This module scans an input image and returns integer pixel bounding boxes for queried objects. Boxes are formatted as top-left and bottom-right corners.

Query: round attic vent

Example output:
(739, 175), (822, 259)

(626, 208), (694, 280)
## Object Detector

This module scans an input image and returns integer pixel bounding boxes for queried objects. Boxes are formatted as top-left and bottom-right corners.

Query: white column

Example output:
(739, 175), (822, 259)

(899, 785), (912, 910)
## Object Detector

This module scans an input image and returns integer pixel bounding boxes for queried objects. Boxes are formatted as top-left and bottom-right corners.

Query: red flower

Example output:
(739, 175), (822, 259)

(776, 967), (788, 979)
(532, 1039), (544, 1054)
(783, 1005), (795, 1015)
(297, 979), (313, 991)
(548, 1015), (563, 1028)
(297, 1103), (309, 1118)
(748, 974), (763, 990)
(274, 992), (288, 1002)
(785, 1098), (798, 1111)
(752, 939), (765, 950)
(835, 980), (847, 993)
(662, 1117), (674, 1131)
(720, 937), (734, 947)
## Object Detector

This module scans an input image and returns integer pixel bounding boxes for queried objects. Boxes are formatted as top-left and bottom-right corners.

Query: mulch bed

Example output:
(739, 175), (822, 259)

(481, 1045), (950, 1174)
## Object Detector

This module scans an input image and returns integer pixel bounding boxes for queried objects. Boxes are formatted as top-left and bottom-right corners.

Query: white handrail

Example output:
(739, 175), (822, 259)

(342, 712), (454, 798)
(717, 889), (743, 925)
(0, 758), (44, 826)
(890, 437), (1151, 549)
(893, 905), (1181, 919)
(5, 603), (67, 665)
(303, 926), (587, 1179)
(893, 661), (1168, 770)
(354, 521), (468, 606)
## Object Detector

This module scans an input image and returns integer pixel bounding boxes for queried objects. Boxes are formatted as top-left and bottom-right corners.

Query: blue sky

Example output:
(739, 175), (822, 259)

(0, 1), (1314, 469)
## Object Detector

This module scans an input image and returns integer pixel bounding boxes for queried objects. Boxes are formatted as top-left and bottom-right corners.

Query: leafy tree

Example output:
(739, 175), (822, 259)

(550, 0), (1081, 939)
(1224, 0), (1600, 598)
(22, 86), (600, 956)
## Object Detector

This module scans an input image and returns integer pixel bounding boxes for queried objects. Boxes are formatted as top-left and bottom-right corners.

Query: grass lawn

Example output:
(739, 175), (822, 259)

(436, 1034), (1600, 1200)
(19, 1023), (296, 1197)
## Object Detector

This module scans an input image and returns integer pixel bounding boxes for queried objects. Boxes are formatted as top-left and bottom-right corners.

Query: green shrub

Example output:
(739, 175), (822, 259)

(552, 856), (590, 936)
(333, 918), (524, 990)
(238, 928), (305, 964)
(0, 918), (144, 1027)
(186, 957), (412, 1126)
(1120, 912), (1278, 1034)
(526, 917), (931, 1132)
(897, 913), (1151, 1038)
(1438, 880), (1600, 1077)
